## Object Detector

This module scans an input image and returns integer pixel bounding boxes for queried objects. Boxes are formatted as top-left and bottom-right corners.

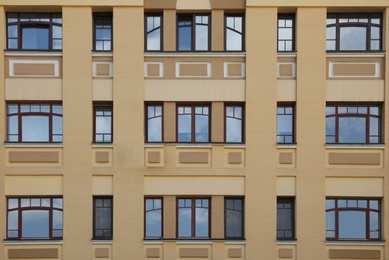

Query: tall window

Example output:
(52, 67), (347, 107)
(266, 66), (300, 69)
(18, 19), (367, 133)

(145, 14), (162, 51)
(277, 105), (294, 144)
(7, 13), (62, 50)
(7, 104), (63, 143)
(7, 197), (63, 240)
(177, 104), (210, 143)
(93, 197), (113, 240)
(146, 104), (163, 142)
(326, 198), (381, 240)
(94, 105), (113, 143)
(326, 14), (382, 51)
(326, 104), (381, 144)
(225, 15), (244, 51)
(278, 14), (295, 51)
(94, 14), (112, 51)
(177, 14), (210, 51)
(225, 198), (244, 239)
(277, 198), (295, 240)
(177, 198), (210, 238)
(145, 198), (162, 239)
(225, 105), (243, 143)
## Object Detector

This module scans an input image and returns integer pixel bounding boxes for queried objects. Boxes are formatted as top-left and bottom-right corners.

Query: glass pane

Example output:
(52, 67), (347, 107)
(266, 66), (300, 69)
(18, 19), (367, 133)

(279, 28), (292, 40)
(178, 114), (192, 142)
(22, 116), (49, 142)
(147, 29), (161, 51)
(195, 24), (208, 50)
(277, 208), (293, 230)
(195, 114), (209, 142)
(326, 199), (335, 210)
(52, 25), (62, 39)
(370, 117), (378, 135)
(96, 116), (112, 134)
(326, 211), (335, 237)
(195, 207), (209, 237)
(148, 117), (162, 142)
(370, 211), (379, 236)
(95, 208), (112, 229)
(53, 39), (62, 50)
(8, 211), (18, 229)
(41, 198), (50, 207)
(146, 209), (162, 237)
(371, 27), (380, 40)
(53, 105), (63, 114)
(22, 210), (49, 238)
(8, 198), (19, 209)
(226, 209), (242, 237)
(8, 25), (18, 38)
(8, 115), (18, 136)
(277, 114), (293, 142)
(340, 27), (367, 51)
(339, 117), (366, 143)
(53, 116), (63, 135)
(370, 200), (379, 210)
(178, 23), (192, 51)
(339, 211), (366, 239)
(178, 208), (192, 237)
(22, 27), (49, 50)
(226, 117), (242, 143)
(53, 198), (63, 209)
(226, 29), (242, 51)
(326, 27), (336, 40)
(31, 198), (40, 207)
(53, 210), (63, 229)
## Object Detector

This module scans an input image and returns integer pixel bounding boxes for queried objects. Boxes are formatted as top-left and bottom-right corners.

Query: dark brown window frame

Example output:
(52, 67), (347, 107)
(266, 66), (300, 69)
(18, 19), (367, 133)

(145, 103), (164, 143)
(224, 103), (245, 143)
(176, 197), (211, 239)
(277, 103), (295, 144)
(176, 14), (211, 51)
(224, 197), (245, 240)
(176, 103), (211, 143)
(93, 103), (113, 143)
(144, 197), (163, 239)
(93, 13), (113, 52)
(277, 14), (295, 52)
(7, 103), (63, 143)
(93, 196), (113, 240)
(7, 197), (63, 240)
(145, 13), (163, 51)
(326, 103), (382, 144)
(326, 13), (382, 52)
(277, 197), (295, 240)
(6, 12), (62, 51)
(326, 198), (381, 241)
(224, 14), (245, 51)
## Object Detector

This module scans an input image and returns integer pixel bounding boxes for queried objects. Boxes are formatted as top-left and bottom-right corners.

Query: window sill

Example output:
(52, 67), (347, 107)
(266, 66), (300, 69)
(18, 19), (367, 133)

(277, 143), (297, 149)
(144, 51), (246, 58)
(326, 51), (385, 58)
(4, 142), (63, 148)
(143, 239), (245, 245)
(4, 240), (63, 245)
(277, 52), (297, 57)
(92, 51), (113, 57)
(92, 143), (113, 148)
(325, 144), (385, 149)
(326, 240), (385, 246)
(4, 50), (63, 56)
(91, 240), (113, 245)
(276, 240), (297, 245)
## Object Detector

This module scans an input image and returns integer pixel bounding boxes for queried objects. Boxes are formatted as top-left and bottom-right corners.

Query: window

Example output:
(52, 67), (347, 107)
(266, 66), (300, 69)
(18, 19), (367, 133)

(326, 14), (382, 51)
(278, 14), (295, 51)
(145, 14), (162, 51)
(277, 105), (294, 144)
(326, 198), (381, 240)
(225, 15), (244, 51)
(177, 104), (210, 143)
(145, 198), (162, 239)
(7, 13), (62, 50)
(277, 198), (295, 240)
(225, 198), (244, 239)
(326, 104), (381, 144)
(225, 105), (244, 143)
(7, 104), (63, 143)
(94, 14), (112, 51)
(177, 14), (210, 51)
(7, 197), (63, 240)
(93, 197), (113, 240)
(94, 105), (113, 143)
(177, 198), (210, 238)
(146, 104), (163, 142)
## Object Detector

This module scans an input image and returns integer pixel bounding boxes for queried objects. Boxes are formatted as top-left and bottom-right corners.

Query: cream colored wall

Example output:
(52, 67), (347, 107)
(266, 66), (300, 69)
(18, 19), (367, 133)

(5, 79), (62, 100)
(1, 0), (143, 6)
(327, 80), (384, 101)
(247, 0), (389, 7)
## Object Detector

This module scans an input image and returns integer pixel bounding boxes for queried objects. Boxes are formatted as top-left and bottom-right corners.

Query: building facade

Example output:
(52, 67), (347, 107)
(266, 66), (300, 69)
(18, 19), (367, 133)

(0, 0), (388, 259)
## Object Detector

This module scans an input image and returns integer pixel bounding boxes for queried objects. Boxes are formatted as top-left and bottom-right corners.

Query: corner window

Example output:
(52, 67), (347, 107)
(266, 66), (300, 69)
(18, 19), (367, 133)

(7, 197), (63, 239)
(94, 14), (112, 51)
(177, 104), (210, 143)
(7, 104), (63, 143)
(94, 104), (113, 143)
(7, 13), (62, 50)
(146, 104), (163, 142)
(177, 14), (210, 51)
(145, 198), (162, 239)
(277, 198), (295, 240)
(145, 14), (162, 51)
(93, 197), (113, 240)
(326, 104), (381, 144)
(326, 198), (381, 240)
(225, 15), (244, 51)
(225, 198), (244, 239)
(225, 104), (244, 143)
(326, 14), (382, 51)
(177, 198), (210, 238)
(278, 14), (295, 51)
(277, 105), (295, 144)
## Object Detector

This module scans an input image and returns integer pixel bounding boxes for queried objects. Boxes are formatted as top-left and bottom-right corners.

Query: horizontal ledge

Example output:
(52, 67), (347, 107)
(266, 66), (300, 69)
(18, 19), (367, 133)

(5, 51), (63, 57)
(144, 51), (246, 58)
(4, 143), (63, 148)
(325, 144), (385, 149)
(326, 52), (385, 58)
(91, 240), (113, 245)
(326, 240), (385, 246)
(4, 240), (63, 245)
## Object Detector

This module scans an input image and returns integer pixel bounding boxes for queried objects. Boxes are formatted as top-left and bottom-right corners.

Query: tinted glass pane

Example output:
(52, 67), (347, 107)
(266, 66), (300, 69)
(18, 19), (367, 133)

(22, 116), (49, 142)
(52, 25), (62, 38)
(277, 115), (293, 139)
(53, 210), (63, 229)
(146, 209), (162, 237)
(370, 117), (378, 136)
(8, 199), (19, 209)
(53, 116), (63, 135)
(195, 207), (209, 237)
(178, 24), (191, 51)
(8, 25), (18, 38)
(339, 117), (366, 143)
(95, 208), (112, 229)
(8, 211), (18, 230)
(22, 27), (49, 50)
(195, 114), (209, 142)
(326, 211), (335, 238)
(178, 114), (191, 142)
(340, 27), (367, 50)
(53, 198), (63, 209)
(226, 209), (242, 237)
(339, 211), (366, 239)
(8, 115), (18, 136)
(178, 208), (191, 237)
(22, 210), (49, 238)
